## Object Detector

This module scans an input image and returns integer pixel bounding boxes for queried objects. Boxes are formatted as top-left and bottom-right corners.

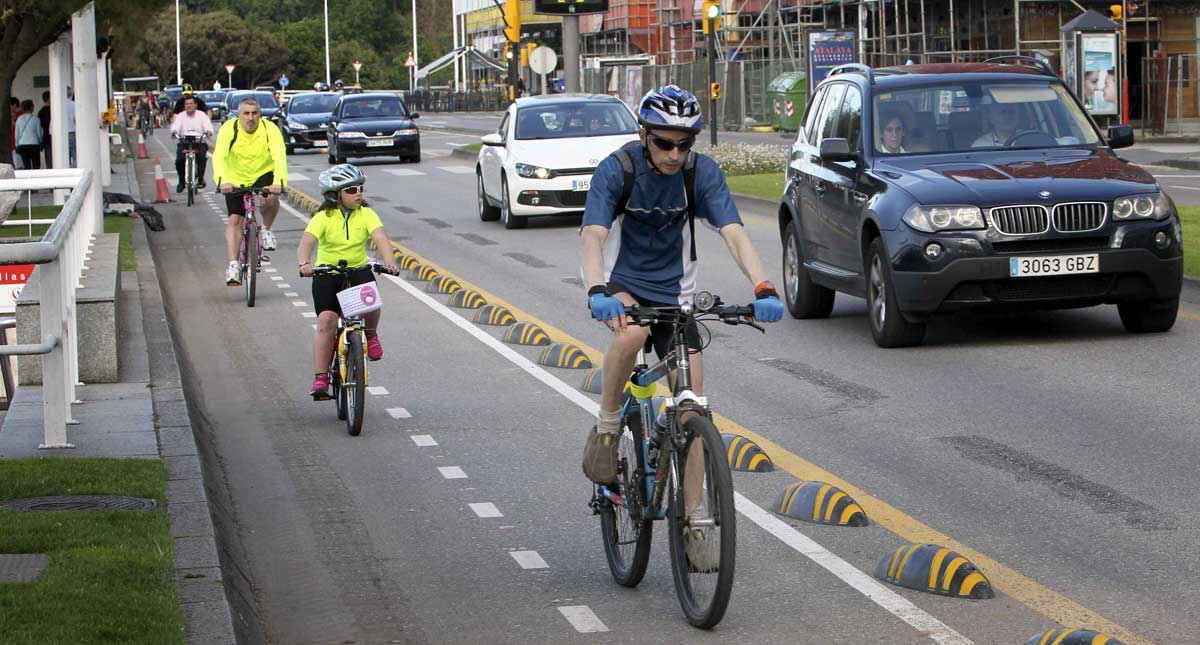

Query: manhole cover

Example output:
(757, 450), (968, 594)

(0, 495), (158, 512)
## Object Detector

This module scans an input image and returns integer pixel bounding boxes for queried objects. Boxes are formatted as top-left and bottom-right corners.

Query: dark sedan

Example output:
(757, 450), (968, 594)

(281, 92), (338, 154)
(780, 59), (1183, 347)
(197, 91), (227, 120)
(327, 92), (420, 164)
(224, 90), (281, 122)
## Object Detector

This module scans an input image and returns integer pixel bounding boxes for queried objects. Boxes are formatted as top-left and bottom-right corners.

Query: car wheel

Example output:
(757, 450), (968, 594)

(1118, 297), (1178, 333)
(286, 144), (294, 155)
(334, 147), (347, 164)
(327, 148), (336, 164)
(478, 170), (500, 222)
(865, 237), (925, 348)
(783, 220), (834, 319)
(500, 177), (527, 230)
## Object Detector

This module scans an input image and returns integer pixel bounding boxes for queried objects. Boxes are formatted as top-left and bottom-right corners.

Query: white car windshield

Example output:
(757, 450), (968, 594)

(873, 80), (1100, 155)
(515, 102), (637, 140)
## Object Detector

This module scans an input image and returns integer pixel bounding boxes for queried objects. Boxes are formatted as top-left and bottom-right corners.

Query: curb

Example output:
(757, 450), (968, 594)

(1148, 158), (1200, 171)
(128, 157), (238, 645)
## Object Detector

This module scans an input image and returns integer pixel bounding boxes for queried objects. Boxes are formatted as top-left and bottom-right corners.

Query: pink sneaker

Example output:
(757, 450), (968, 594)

(366, 334), (383, 361)
(310, 373), (331, 400)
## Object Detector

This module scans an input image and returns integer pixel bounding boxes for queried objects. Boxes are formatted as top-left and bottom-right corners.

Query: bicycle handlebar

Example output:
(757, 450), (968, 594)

(219, 186), (276, 197)
(303, 261), (400, 278)
(624, 293), (764, 332)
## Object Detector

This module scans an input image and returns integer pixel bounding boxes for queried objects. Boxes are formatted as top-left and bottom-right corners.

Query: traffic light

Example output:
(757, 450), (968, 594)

(504, 0), (521, 43)
(1109, 4), (1123, 22)
(702, 0), (722, 35)
(711, 82), (721, 99)
(520, 42), (536, 68)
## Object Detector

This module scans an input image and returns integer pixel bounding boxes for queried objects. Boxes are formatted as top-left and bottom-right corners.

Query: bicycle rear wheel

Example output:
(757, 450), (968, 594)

(667, 414), (736, 629)
(243, 219), (259, 307)
(345, 332), (365, 436)
(186, 154), (195, 207)
(599, 410), (653, 587)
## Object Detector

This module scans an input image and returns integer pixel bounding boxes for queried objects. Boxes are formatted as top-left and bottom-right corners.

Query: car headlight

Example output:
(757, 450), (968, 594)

(1113, 192), (1171, 220)
(516, 163), (554, 179)
(903, 204), (986, 232)
(338, 130), (366, 138)
(286, 119), (305, 131)
(396, 128), (418, 136)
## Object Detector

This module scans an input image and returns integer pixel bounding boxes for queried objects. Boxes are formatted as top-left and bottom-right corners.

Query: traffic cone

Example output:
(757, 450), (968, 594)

(136, 132), (148, 159)
(153, 157), (171, 203)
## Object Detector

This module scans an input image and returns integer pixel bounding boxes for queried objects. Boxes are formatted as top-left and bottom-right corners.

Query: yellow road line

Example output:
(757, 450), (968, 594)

(289, 186), (1150, 643)
(1180, 309), (1200, 321)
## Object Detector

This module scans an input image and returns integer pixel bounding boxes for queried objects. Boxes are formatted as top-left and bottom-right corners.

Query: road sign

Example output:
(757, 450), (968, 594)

(352, 60), (362, 72)
(224, 64), (235, 74)
(279, 74), (289, 88)
(529, 46), (557, 76)
(404, 53), (415, 68)
(533, 0), (608, 15)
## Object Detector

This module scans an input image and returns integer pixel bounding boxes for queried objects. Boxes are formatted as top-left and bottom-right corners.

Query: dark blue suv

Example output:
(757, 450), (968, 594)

(779, 58), (1184, 347)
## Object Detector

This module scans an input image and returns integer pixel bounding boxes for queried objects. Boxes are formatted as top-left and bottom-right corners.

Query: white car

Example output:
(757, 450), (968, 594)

(476, 94), (641, 229)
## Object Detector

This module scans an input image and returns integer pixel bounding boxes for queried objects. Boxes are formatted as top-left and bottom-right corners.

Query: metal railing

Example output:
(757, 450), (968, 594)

(0, 168), (95, 448)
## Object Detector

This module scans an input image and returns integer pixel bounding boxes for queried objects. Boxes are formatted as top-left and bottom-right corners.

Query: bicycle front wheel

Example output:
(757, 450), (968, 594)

(186, 155), (195, 207)
(243, 220), (258, 307)
(599, 410), (653, 587)
(667, 414), (736, 629)
(332, 355), (346, 420)
(345, 331), (366, 436)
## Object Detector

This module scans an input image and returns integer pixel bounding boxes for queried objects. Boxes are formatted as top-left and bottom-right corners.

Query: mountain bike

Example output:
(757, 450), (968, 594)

(305, 261), (398, 436)
(224, 186), (271, 307)
(179, 135), (204, 207)
(589, 291), (764, 629)
(138, 109), (153, 137)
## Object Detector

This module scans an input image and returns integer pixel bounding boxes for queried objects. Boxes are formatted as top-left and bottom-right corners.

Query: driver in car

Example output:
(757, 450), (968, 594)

(972, 102), (1020, 148)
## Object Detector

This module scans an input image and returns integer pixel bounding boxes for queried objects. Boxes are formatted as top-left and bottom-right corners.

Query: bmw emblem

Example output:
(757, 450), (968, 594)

(1039, 190), (1052, 199)
(589, 158), (599, 166)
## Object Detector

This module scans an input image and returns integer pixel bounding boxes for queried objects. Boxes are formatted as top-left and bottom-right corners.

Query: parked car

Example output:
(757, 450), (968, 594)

(196, 90), (227, 120)
(281, 91), (339, 154)
(779, 57), (1184, 347)
(326, 92), (420, 163)
(224, 90), (281, 123)
(476, 94), (641, 229)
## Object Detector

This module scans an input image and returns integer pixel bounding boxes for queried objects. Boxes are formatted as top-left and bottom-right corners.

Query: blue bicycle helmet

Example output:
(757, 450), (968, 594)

(637, 85), (704, 134)
(318, 163), (365, 197)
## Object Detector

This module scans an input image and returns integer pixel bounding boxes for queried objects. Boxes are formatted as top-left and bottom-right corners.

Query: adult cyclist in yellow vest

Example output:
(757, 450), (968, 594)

(212, 96), (288, 286)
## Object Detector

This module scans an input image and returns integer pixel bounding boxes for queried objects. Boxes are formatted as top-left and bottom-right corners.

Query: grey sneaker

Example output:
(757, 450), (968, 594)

(582, 427), (620, 484)
(224, 262), (241, 286)
(684, 523), (721, 573)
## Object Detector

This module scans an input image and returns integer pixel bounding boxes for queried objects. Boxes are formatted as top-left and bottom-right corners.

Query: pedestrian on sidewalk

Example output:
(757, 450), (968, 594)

(9, 97), (22, 169)
(15, 100), (44, 170)
(37, 91), (51, 168)
(66, 88), (76, 168)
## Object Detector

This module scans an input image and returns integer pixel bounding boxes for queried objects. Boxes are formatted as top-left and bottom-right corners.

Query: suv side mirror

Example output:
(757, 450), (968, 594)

(481, 133), (504, 147)
(409, 112), (420, 119)
(1107, 124), (1134, 149)
(819, 138), (858, 163)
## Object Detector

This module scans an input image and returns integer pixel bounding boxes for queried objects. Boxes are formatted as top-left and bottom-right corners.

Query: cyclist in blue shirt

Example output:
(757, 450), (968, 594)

(580, 85), (783, 485)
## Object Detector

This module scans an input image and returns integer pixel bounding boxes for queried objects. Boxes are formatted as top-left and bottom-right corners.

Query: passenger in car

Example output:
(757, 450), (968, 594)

(972, 102), (1021, 148)
(878, 111), (908, 153)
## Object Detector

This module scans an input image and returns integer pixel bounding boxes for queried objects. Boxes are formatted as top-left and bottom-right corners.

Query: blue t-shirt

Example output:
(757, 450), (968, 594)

(581, 145), (742, 303)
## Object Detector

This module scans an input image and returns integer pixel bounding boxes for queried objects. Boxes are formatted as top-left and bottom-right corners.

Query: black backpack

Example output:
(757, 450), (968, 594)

(611, 141), (700, 262)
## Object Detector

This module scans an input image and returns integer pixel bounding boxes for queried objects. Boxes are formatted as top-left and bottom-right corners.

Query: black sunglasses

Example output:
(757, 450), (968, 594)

(648, 134), (696, 152)
(342, 186), (363, 195)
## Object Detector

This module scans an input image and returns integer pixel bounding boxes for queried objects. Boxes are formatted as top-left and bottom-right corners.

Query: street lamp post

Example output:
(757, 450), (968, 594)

(323, 0), (331, 86)
(175, 0), (182, 84)
(411, 0), (419, 92)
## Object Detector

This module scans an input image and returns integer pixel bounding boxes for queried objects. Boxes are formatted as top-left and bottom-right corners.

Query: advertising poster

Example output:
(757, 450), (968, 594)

(808, 31), (857, 92)
(0, 264), (33, 315)
(1081, 33), (1118, 115)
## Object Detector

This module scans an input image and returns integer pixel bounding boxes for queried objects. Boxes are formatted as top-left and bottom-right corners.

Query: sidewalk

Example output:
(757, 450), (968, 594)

(0, 154), (236, 643)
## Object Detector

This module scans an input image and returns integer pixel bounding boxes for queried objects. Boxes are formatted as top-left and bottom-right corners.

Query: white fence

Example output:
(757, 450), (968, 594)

(0, 168), (96, 448)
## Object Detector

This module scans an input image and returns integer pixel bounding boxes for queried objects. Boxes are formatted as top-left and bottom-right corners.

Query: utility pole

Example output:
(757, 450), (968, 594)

(563, 15), (579, 93)
(504, 0), (521, 102)
(703, 0), (721, 147)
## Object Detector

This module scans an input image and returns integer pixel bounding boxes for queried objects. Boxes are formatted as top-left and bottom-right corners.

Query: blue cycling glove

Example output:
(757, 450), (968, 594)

(752, 281), (784, 322)
(589, 292), (625, 321)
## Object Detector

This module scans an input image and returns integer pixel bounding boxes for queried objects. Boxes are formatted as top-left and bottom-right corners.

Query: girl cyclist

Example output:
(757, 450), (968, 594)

(298, 164), (399, 399)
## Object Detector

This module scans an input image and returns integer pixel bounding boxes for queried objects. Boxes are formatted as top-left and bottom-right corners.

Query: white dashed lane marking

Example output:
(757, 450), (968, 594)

(289, 172), (311, 181)
(284, 291), (299, 297)
(311, 324), (317, 329)
(383, 168), (426, 177)
(291, 301), (307, 307)
(302, 312), (317, 318)
(386, 407), (411, 419)
(277, 283), (292, 289)
(436, 166), (475, 175)
(438, 466), (467, 479)
(264, 268), (277, 273)
(557, 606), (608, 633)
(468, 503), (502, 518)
(509, 550), (548, 570)
(410, 434), (437, 447)
(366, 386), (388, 396)
(270, 276), (282, 281)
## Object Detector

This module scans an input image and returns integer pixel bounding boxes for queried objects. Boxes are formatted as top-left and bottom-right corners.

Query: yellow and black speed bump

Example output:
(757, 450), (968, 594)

(721, 434), (775, 472)
(427, 275), (462, 294)
(411, 264), (440, 281)
(503, 321), (551, 346)
(449, 289), (487, 309)
(1024, 628), (1124, 645)
(581, 369), (604, 394)
(774, 481), (868, 526)
(396, 254), (420, 271)
(473, 303), (515, 326)
(875, 544), (994, 599)
(537, 342), (593, 369)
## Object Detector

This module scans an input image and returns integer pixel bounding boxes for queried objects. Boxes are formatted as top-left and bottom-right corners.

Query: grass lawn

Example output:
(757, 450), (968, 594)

(0, 208), (137, 272)
(726, 172), (785, 202)
(1179, 206), (1199, 278)
(0, 458), (184, 645)
(460, 142), (482, 154)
